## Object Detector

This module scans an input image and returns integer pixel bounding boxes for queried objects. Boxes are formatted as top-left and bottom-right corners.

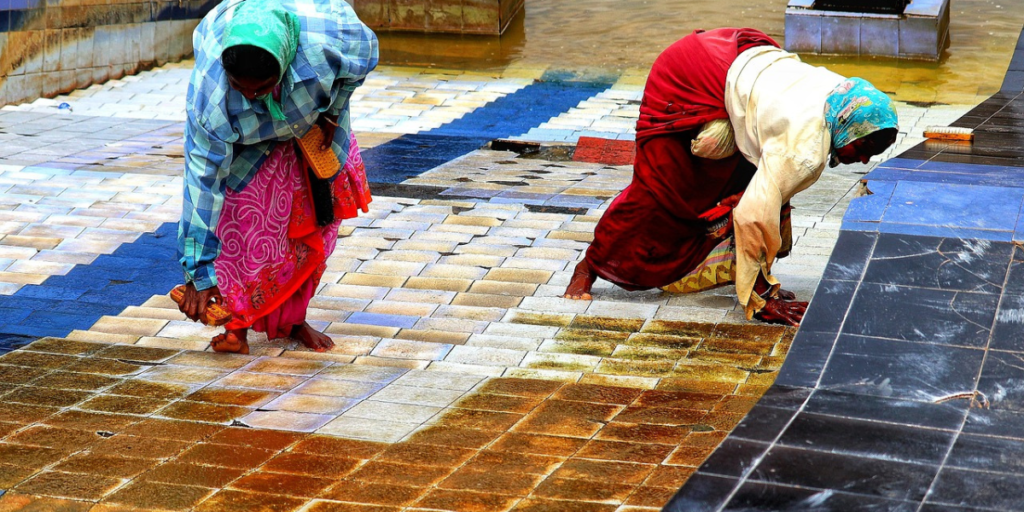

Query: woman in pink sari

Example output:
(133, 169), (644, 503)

(176, 0), (377, 354)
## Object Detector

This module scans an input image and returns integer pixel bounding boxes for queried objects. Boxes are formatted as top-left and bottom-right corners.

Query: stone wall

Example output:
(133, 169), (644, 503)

(0, 0), (216, 107)
(350, 0), (524, 35)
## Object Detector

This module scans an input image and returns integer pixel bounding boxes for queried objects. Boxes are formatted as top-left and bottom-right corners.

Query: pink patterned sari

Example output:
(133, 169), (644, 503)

(213, 134), (371, 337)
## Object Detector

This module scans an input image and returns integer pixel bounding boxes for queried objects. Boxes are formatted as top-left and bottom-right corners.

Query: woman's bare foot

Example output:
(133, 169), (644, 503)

(211, 329), (250, 354)
(563, 260), (597, 300)
(291, 322), (335, 352)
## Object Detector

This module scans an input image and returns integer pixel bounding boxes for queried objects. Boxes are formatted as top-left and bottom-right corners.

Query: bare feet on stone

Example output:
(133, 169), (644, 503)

(291, 322), (335, 352)
(211, 329), (250, 354)
(563, 260), (597, 300)
(754, 298), (808, 326)
(777, 288), (797, 301)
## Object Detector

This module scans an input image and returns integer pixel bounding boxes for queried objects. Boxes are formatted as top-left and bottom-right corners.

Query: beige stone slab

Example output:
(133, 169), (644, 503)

(262, 393), (359, 415)
(155, 320), (221, 341)
(215, 371), (305, 392)
(503, 368), (583, 383)
(451, 293), (523, 309)
(352, 356), (430, 370)
(413, 317), (489, 334)
(404, 277), (473, 293)
(320, 284), (390, 301)
(0, 272), (48, 285)
(385, 288), (457, 305)
(483, 268), (553, 285)
(370, 338), (453, 361)
(317, 415), (420, 442)
(135, 337), (210, 351)
(326, 323), (399, 339)
(1, 235), (61, 250)
(393, 369), (484, 390)
(445, 346), (526, 367)
(466, 334), (542, 352)
(467, 281), (538, 297)
(369, 384), (466, 408)
(90, 316), (168, 336)
(337, 273), (408, 288)
(324, 335), (379, 357)
(501, 258), (568, 272)
(395, 329), (471, 346)
(137, 365), (230, 385)
(65, 330), (136, 344)
(317, 363), (407, 383)
(120, 306), (187, 321)
(343, 400), (441, 424)
(364, 300), (438, 317)
(166, 351), (256, 370)
(419, 264), (488, 280)
(278, 351), (357, 364)
(241, 357), (333, 377)
(293, 377), (383, 398)
(242, 410), (334, 432)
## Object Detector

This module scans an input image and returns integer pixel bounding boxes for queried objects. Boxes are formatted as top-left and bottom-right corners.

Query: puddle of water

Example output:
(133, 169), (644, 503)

(377, 0), (1024, 105)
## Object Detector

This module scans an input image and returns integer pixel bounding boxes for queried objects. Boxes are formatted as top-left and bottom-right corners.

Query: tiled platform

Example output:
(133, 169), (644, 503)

(0, 55), (984, 510)
(666, 26), (1024, 512)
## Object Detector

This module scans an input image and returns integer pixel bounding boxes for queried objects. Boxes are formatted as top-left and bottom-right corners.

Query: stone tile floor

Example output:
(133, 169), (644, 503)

(0, 60), (978, 510)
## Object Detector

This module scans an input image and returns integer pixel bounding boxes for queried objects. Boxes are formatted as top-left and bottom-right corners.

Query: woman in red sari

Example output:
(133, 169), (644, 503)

(564, 28), (898, 326)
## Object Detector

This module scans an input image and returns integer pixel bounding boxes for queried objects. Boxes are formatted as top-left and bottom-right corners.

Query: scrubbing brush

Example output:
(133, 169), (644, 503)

(923, 126), (974, 141)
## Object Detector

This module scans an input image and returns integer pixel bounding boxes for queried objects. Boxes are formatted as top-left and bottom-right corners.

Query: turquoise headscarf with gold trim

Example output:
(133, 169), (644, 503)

(824, 77), (898, 151)
(222, 0), (300, 120)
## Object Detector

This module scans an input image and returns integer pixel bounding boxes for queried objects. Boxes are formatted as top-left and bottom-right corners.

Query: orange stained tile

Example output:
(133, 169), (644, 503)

(193, 489), (307, 512)
(488, 433), (586, 457)
(669, 363), (749, 383)
(699, 338), (774, 356)
(574, 440), (674, 464)
(569, 316), (645, 333)
(78, 395), (172, 415)
(178, 443), (277, 469)
(664, 445), (716, 467)
(613, 406), (706, 426)
(0, 492), (93, 512)
(0, 352), (81, 370)
(30, 372), (120, 391)
(348, 461), (453, 487)
(121, 419), (224, 442)
(688, 351), (762, 367)
(62, 358), (143, 376)
(261, 452), (362, 479)
(243, 358), (331, 375)
(415, 489), (520, 512)
(303, 501), (400, 512)
(634, 390), (724, 410)
(476, 378), (563, 398)
(290, 435), (386, 459)
(454, 393), (543, 414)
(101, 481), (212, 510)
(6, 426), (99, 452)
(0, 403), (59, 425)
(735, 383), (771, 396)
(52, 453), (157, 478)
(3, 387), (92, 408)
(624, 485), (677, 508)
(680, 430), (729, 448)
(402, 425), (498, 449)
(377, 443), (476, 467)
(42, 411), (139, 432)
(319, 480), (425, 506)
(25, 338), (107, 356)
(0, 444), (65, 468)
(745, 372), (779, 387)
(641, 320), (714, 337)
(552, 383), (644, 405)
(0, 422), (19, 437)
(0, 365), (49, 385)
(433, 408), (523, 432)
(626, 333), (701, 350)
(105, 380), (192, 400)
(86, 504), (144, 512)
(551, 459), (656, 485)
(713, 395), (760, 413)
(437, 467), (543, 495)
(710, 323), (788, 343)
(157, 401), (252, 423)
(514, 400), (622, 438)
(511, 498), (617, 512)
(229, 471), (334, 497)
(138, 462), (245, 488)
(215, 371), (305, 391)
(461, 451), (563, 476)
(644, 465), (697, 488)
(701, 411), (746, 431)
(655, 377), (736, 395)
(207, 427), (303, 451)
(14, 471), (123, 500)
(0, 463), (36, 488)
(185, 387), (280, 407)
(532, 476), (634, 504)
(90, 435), (189, 460)
(595, 423), (690, 445)
(94, 345), (179, 363)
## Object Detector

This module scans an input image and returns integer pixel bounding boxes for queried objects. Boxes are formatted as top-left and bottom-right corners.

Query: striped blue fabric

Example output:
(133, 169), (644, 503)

(178, 0), (378, 290)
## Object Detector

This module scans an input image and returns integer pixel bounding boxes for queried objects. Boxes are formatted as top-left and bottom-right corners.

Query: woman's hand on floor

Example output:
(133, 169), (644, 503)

(316, 113), (339, 150)
(178, 282), (224, 323)
(755, 298), (808, 326)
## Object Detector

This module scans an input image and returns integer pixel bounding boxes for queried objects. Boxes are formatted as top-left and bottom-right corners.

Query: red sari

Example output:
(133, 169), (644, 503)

(584, 28), (778, 290)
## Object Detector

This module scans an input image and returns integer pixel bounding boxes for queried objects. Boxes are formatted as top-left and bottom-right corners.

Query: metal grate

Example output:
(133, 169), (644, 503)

(814, 0), (909, 14)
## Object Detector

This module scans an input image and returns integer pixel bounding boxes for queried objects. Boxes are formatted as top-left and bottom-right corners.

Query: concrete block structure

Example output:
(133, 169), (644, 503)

(348, 0), (524, 35)
(0, 0), (216, 107)
(785, 0), (951, 61)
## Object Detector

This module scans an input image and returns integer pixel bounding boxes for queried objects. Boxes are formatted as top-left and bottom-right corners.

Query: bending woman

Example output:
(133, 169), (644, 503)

(563, 28), (898, 326)
(176, 0), (378, 353)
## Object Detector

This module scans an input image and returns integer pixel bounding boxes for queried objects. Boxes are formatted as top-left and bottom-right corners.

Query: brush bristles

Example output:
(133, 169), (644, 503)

(923, 126), (974, 141)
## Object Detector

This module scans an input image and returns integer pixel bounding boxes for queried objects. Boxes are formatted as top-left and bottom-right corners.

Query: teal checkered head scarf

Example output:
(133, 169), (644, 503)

(824, 78), (898, 152)
(222, 0), (300, 120)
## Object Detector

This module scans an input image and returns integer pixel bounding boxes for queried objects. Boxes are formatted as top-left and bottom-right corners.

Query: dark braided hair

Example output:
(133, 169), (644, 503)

(221, 44), (279, 81)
